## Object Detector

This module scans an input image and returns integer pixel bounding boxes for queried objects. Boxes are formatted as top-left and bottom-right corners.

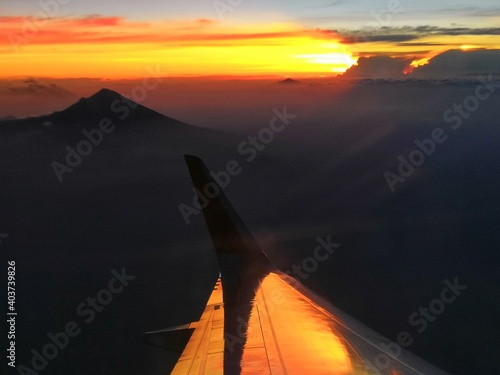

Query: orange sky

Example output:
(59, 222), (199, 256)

(1, 14), (500, 79)
(1, 16), (359, 78)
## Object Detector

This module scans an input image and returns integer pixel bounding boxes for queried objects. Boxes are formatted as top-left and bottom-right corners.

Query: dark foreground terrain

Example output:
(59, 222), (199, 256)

(1, 82), (499, 374)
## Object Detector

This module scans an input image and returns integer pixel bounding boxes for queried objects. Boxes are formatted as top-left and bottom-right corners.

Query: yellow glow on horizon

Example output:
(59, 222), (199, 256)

(0, 40), (357, 79)
(0, 17), (359, 78)
(1, 15), (499, 79)
(460, 45), (478, 51)
(294, 48), (358, 73)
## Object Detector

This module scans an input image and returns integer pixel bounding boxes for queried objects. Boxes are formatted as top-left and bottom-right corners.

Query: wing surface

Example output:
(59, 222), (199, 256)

(144, 156), (449, 375)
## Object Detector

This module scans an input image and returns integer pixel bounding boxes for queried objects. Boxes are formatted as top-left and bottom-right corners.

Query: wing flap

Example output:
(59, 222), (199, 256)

(143, 325), (195, 353)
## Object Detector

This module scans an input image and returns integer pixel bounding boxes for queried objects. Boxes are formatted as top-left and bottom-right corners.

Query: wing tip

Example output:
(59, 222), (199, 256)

(184, 154), (203, 164)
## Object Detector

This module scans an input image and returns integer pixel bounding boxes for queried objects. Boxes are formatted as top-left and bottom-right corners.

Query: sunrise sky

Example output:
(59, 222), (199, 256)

(1, 0), (500, 79)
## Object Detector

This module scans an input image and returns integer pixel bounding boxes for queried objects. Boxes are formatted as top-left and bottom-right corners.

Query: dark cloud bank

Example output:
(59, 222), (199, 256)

(343, 49), (500, 79)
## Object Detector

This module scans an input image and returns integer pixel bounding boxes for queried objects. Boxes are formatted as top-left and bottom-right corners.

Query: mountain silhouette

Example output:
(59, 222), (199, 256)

(0, 88), (192, 133)
(277, 78), (302, 84)
(46, 88), (184, 126)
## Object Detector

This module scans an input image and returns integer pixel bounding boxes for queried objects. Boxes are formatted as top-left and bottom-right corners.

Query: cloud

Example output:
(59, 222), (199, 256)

(336, 26), (500, 44)
(0, 14), (319, 46)
(309, 1), (346, 8)
(396, 43), (450, 47)
(196, 18), (218, 25)
(0, 16), (26, 23)
(341, 56), (412, 78)
(435, 6), (500, 18)
(4, 78), (76, 97)
(340, 33), (419, 44)
(0, 14), (126, 29)
(411, 49), (500, 78)
(412, 25), (500, 36)
(71, 14), (124, 27)
(340, 49), (500, 79)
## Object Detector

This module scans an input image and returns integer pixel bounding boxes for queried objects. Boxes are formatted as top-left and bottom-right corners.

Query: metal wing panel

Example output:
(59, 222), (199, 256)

(168, 270), (450, 374)
(250, 272), (367, 375)
(273, 273), (450, 375)
(170, 279), (224, 375)
(163, 156), (450, 374)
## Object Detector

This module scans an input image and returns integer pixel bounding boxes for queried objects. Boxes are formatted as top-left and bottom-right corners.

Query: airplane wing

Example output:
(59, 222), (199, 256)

(144, 155), (449, 375)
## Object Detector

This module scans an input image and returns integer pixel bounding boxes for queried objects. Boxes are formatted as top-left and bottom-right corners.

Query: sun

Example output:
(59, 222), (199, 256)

(295, 52), (358, 73)
(293, 42), (358, 75)
(0, 17), (358, 78)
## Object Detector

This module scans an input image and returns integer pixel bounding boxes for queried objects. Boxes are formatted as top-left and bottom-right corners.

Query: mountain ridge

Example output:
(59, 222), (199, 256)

(46, 88), (184, 126)
(0, 88), (200, 133)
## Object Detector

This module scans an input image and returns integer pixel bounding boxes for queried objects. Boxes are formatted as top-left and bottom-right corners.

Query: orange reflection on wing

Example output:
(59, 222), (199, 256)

(239, 273), (362, 374)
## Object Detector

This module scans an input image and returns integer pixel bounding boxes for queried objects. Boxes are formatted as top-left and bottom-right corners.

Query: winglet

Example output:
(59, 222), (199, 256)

(184, 155), (273, 305)
(184, 155), (261, 256)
